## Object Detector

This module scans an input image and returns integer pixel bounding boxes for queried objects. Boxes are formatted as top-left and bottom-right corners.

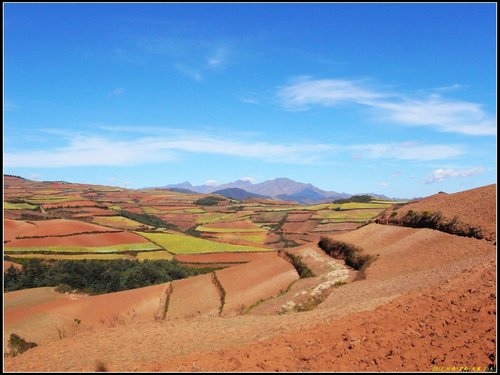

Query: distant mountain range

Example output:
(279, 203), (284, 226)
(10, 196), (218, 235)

(158, 177), (390, 204)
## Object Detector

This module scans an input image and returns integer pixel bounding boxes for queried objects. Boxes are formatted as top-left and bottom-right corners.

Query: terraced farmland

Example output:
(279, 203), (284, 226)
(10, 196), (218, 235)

(3, 175), (398, 264)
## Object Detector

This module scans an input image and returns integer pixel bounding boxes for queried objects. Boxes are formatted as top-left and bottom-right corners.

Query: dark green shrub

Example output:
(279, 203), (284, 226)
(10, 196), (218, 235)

(8, 333), (38, 357)
(284, 251), (314, 278)
(4, 258), (217, 294)
(318, 237), (372, 271)
(194, 196), (226, 206)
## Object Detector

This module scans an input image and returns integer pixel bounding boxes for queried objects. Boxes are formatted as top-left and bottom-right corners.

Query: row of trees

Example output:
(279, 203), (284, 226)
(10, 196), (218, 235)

(4, 258), (216, 294)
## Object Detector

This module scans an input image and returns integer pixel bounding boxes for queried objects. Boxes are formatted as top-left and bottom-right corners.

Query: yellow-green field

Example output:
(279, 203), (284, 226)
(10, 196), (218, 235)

(24, 195), (84, 203)
(136, 231), (270, 254)
(196, 225), (267, 233)
(195, 212), (236, 224)
(136, 250), (174, 261)
(4, 243), (160, 253)
(5, 253), (135, 260)
(4, 201), (38, 210)
(91, 216), (150, 230)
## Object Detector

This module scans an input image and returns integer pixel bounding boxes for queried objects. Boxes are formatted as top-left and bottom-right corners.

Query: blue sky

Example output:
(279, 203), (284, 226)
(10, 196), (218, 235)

(4, 3), (497, 198)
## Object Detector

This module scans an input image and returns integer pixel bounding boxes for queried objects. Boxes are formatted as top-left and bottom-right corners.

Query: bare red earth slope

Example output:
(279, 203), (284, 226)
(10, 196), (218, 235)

(3, 184), (496, 372)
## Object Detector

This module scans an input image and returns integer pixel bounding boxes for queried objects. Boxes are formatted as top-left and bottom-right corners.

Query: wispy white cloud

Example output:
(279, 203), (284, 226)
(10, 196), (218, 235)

(109, 88), (126, 97)
(4, 131), (464, 168)
(174, 64), (203, 82)
(129, 35), (230, 81)
(424, 167), (486, 184)
(347, 142), (463, 161)
(206, 46), (227, 69)
(278, 77), (496, 136)
(278, 77), (387, 110)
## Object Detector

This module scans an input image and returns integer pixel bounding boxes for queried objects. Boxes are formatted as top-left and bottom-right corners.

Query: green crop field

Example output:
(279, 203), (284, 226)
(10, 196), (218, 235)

(334, 202), (393, 210)
(4, 201), (38, 210)
(196, 225), (266, 233)
(136, 231), (269, 254)
(136, 250), (174, 261)
(5, 253), (134, 261)
(25, 195), (84, 203)
(4, 242), (160, 254)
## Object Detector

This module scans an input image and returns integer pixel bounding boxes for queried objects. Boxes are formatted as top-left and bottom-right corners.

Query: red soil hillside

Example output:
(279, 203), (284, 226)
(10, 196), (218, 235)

(377, 184), (496, 241)
(3, 183), (496, 372)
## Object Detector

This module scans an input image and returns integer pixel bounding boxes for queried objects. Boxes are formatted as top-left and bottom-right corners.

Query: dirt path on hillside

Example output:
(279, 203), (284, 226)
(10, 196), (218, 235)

(4, 250), (495, 372)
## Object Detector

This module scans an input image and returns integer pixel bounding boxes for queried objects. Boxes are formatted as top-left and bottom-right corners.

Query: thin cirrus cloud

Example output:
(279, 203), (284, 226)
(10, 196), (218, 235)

(424, 167), (486, 184)
(4, 131), (464, 168)
(347, 142), (463, 161)
(278, 77), (496, 136)
(131, 35), (230, 81)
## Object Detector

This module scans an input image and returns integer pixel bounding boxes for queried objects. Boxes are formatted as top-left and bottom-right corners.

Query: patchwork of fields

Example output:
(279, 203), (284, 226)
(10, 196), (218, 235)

(4, 175), (397, 263)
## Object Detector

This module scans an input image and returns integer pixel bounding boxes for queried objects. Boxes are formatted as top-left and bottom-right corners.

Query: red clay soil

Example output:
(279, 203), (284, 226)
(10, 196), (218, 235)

(216, 253), (300, 315)
(5, 218), (118, 238)
(174, 251), (274, 264)
(4, 257), (494, 372)
(282, 219), (319, 234)
(3, 219), (37, 241)
(145, 258), (496, 372)
(3, 183), (496, 372)
(285, 212), (314, 222)
(5, 231), (152, 248)
(380, 183), (496, 241)
(330, 223), (494, 281)
(165, 273), (221, 319)
(4, 283), (167, 347)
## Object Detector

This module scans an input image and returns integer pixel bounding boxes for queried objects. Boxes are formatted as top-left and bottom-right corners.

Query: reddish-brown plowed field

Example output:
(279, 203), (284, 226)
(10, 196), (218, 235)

(4, 219), (36, 241)
(5, 231), (150, 248)
(174, 251), (275, 264)
(311, 222), (361, 232)
(2, 180), (496, 372)
(282, 219), (319, 234)
(158, 213), (195, 230)
(166, 273), (221, 319)
(285, 212), (314, 222)
(330, 223), (494, 281)
(5, 218), (118, 238)
(216, 254), (299, 315)
(379, 183), (496, 241)
(4, 283), (167, 347)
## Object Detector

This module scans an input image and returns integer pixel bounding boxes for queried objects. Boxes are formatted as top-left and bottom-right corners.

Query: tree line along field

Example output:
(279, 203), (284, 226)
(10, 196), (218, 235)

(3, 175), (400, 265)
